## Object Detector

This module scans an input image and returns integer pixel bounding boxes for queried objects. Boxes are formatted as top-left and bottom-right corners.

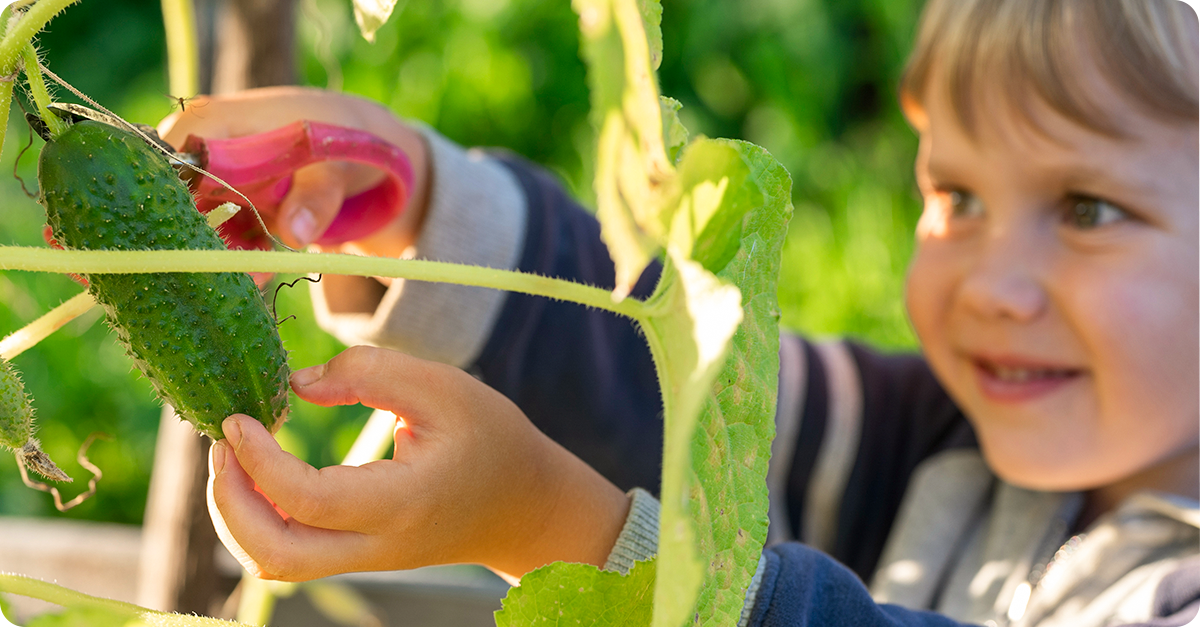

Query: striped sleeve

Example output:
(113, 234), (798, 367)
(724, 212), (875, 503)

(767, 335), (977, 580)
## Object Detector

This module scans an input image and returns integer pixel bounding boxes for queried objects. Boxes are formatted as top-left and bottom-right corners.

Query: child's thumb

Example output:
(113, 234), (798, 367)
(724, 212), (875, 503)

(280, 163), (349, 247)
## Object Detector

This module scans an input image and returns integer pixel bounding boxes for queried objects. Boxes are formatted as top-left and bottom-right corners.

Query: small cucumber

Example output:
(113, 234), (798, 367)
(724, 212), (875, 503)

(0, 356), (70, 481)
(37, 120), (289, 440)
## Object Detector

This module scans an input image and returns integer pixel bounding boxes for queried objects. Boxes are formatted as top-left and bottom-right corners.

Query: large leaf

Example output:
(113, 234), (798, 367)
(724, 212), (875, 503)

(638, 253), (744, 626)
(495, 561), (656, 627)
(575, 0), (674, 298)
(644, 140), (791, 626)
(687, 142), (792, 625)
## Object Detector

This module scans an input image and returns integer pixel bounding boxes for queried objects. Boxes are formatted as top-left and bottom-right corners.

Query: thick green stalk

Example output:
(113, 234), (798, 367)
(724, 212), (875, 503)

(0, 0), (79, 72)
(161, 0), (199, 98)
(21, 42), (65, 138)
(0, 572), (246, 626)
(0, 247), (649, 321)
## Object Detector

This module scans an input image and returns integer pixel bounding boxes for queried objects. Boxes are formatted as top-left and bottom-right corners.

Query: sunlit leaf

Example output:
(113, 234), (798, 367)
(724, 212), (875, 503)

(637, 251), (742, 625)
(576, 0), (673, 298)
(688, 142), (792, 625)
(495, 561), (656, 627)
(352, 0), (406, 43)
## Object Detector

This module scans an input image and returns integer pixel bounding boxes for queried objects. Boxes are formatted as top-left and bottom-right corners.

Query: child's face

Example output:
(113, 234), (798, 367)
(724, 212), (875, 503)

(904, 67), (1199, 492)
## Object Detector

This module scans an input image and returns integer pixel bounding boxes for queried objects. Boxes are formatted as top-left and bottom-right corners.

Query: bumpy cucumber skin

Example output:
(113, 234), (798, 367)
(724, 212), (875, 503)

(0, 357), (33, 450)
(38, 120), (289, 440)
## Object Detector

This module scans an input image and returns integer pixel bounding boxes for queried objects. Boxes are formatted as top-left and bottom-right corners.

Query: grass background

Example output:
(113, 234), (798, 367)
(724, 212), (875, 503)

(0, 0), (924, 524)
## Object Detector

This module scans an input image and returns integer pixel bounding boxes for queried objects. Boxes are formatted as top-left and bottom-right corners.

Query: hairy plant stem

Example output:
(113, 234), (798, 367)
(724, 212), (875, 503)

(0, 72), (12, 160)
(21, 42), (64, 138)
(0, 290), (94, 360)
(161, 0), (199, 98)
(0, 0), (79, 71)
(0, 6), (23, 159)
(0, 247), (650, 321)
(0, 572), (245, 626)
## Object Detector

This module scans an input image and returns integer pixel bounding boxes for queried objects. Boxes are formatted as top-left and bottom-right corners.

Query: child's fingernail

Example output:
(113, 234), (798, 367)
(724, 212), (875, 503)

(291, 207), (318, 246)
(291, 364), (325, 388)
(223, 416), (242, 448)
(211, 441), (227, 475)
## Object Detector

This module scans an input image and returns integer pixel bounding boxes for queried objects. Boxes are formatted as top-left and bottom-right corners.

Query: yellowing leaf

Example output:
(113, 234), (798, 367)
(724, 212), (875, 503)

(576, 0), (673, 299)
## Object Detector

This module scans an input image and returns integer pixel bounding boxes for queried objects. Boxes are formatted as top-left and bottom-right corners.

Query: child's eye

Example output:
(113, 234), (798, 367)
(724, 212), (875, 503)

(1065, 197), (1128, 229)
(948, 190), (985, 218)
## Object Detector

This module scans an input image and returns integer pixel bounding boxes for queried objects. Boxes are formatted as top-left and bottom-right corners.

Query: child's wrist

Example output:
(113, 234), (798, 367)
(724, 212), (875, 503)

(487, 437), (630, 582)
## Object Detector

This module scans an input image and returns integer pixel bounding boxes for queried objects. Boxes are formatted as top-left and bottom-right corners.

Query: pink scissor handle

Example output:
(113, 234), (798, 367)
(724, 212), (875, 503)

(182, 120), (413, 248)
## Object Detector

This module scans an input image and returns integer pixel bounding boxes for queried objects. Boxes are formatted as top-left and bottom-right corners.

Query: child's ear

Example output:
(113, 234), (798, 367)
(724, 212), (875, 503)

(899, 91), (929, 133)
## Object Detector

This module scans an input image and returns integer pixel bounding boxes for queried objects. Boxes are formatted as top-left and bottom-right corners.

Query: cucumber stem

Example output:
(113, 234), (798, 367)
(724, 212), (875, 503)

(21, 42), (66, 138)
(0, 246), (650, 321)
(0, 290), (96, 361)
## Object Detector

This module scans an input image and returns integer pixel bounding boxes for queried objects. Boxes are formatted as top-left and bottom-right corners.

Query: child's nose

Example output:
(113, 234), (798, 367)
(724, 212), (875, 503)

(957, 244), (1048, 323)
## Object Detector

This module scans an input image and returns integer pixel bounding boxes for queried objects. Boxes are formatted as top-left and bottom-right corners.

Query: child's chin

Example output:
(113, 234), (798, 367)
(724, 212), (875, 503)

(976, 438), (1116, 493)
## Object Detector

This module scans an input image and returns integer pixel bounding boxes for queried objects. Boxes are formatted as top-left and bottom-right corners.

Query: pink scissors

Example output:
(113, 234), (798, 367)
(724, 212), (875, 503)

(46, 103), (414, 252)
(176, 120), (414, 251)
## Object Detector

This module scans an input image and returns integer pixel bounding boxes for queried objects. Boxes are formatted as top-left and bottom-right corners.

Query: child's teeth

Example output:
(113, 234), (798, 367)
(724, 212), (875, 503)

(992, 366), (1064, 382)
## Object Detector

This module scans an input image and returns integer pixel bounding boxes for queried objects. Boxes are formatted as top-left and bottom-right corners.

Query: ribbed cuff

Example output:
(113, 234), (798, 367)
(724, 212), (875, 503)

(738, 554), (768, 626)
(603, 488), (660, 575)
(310, 126), (527, 367)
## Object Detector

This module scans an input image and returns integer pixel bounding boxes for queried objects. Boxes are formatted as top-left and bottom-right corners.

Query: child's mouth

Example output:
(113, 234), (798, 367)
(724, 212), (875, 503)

(972, 358), (1082, 403)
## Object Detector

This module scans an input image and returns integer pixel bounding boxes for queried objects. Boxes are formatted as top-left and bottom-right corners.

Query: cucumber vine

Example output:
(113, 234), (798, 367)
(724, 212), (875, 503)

(0, 0), (793, 625)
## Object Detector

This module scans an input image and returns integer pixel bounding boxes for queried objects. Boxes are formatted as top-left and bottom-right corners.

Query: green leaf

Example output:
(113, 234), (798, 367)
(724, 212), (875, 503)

(575, 0), (674, 299)
(352, 0), (406, 42)
(688, 142), (793, 626)
(639, 252), (744, 626)
(660, 97), (688, 164)
(642, 141), (791, 626)
(495, 561), (656, 627)
(638, 0), (663, 71)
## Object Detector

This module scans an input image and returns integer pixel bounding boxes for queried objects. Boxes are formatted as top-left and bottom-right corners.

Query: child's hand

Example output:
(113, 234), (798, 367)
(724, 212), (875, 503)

(206, 346), (630, 583)
(157, 87), (430, 257)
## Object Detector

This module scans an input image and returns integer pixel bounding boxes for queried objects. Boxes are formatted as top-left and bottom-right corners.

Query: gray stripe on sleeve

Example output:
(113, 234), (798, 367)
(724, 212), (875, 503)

(801, 340), (864, 554)
(309, 127), (527, 367)
(766, 333), (808, 546)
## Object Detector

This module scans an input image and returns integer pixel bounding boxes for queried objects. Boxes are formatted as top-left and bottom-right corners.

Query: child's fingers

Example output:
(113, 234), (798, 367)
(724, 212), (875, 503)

(290, 346), (462, 426)
(207, 440), (371, 581)
(220, 414), (402, 532)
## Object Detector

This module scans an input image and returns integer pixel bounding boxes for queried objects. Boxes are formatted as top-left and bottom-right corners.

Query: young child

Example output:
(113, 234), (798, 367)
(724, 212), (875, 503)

(158, 0), (1199, 624)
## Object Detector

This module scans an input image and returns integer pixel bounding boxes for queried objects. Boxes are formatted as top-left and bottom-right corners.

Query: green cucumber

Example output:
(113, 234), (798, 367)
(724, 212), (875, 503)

(0, 356), (70, 481)
(37, 120), (290, 440)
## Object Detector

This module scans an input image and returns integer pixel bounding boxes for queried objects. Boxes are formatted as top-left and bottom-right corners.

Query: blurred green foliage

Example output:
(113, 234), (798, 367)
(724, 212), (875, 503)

(0, 0), (923, 524)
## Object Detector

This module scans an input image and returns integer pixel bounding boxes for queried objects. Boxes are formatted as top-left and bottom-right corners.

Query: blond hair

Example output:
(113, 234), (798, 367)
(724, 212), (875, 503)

(901, 0), (1199, 136)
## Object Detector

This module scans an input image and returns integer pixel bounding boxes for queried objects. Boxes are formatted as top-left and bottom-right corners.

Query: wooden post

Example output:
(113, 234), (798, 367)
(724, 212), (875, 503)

(135, 407), (220, 615)
(136, 0), (297, 615)
(212, 0), (299, 92)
